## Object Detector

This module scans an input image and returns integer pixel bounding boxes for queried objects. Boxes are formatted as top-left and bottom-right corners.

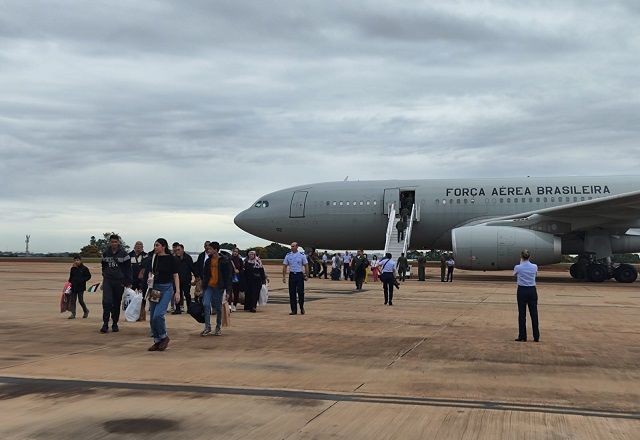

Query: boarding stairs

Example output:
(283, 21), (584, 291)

(383, 203), (416, 259)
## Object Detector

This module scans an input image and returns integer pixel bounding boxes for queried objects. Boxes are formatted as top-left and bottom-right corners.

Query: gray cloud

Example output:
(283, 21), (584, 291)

(1, 1), (639, 252)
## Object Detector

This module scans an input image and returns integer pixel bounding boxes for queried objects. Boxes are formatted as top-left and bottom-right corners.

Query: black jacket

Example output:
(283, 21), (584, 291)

(243, 260), (266, 284)
(101, 246), (131, 283)
(68, 265), (92, 292)
(176, 253), (196, 285)
(200, 253), (233, 291)
(194, 251), (207, 279)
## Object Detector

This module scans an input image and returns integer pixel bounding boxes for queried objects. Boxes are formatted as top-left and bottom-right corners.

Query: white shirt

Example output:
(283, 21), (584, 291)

(446, 259), (455, 267)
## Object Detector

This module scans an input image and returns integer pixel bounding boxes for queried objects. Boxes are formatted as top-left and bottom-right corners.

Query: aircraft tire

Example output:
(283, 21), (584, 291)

(587, 264), (608, 283)
(613, 264), (638, 283)
(569, 263), (586, 279)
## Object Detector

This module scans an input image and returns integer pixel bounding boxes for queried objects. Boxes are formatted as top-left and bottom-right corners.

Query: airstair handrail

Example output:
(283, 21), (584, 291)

(402, 203), (416, 255)
(383, 203), (396, 253)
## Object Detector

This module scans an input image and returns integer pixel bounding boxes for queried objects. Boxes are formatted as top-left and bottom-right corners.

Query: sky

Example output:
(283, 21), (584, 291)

(1, 1), (639, 253)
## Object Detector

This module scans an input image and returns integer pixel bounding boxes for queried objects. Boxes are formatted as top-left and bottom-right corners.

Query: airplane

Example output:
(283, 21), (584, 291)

(234, 176), (640, 283)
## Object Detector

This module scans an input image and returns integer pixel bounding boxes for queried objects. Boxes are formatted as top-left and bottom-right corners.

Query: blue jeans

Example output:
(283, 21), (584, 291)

(149, 283), (173, 343)
(203, 286), (223, 331)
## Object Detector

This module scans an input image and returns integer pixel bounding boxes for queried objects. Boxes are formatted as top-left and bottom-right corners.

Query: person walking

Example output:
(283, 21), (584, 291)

(342, 251), (352, 281)
(146, 238), (181, 351)
(243, 250), (267, 313)
(514, 250), (540, 342)
(396, 219), (406, 243)
(230, 248), (244, 312)
(200, 242), (233, 336)
(446, 254), (455, 282)
(352, 249), (369, 290)
(331, 253), (342, 281)
(100, 234), (131, 334)
(128, 241), (147, 292)
(397, 253), (409, 282)
(283, 242), (309, 315)
(370, 255), (380, 282)
(440, 254), (447, 282)
(173, 244), (196, 314)
(378, 253), (397, 305)
(319, 251), (329, 279)
(68, 256), (91, 319)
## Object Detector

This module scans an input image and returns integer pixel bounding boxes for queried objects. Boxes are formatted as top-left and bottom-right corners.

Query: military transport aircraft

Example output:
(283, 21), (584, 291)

(234, 176), (640, 283)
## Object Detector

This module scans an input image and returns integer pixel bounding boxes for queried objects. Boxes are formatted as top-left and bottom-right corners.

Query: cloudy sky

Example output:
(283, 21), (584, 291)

(1, 1), (639, 253)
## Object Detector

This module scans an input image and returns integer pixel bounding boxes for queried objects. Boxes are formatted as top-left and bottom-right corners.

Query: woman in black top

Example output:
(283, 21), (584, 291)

(147, 238), (180, 352)
(243, 250), (267, 313)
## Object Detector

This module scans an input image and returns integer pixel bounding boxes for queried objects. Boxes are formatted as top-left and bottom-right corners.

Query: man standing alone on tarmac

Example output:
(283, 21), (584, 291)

(100, 235), (131, 333)
(440, 254), (447, 282)
(514, 250), (540, 342)
(397, 253), (409, 282)
(283, 242), (309, 315)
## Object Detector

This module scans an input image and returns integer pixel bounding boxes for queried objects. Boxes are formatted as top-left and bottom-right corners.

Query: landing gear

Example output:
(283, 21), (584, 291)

(613, 264), (638, 283)
(586, 264), (609, 283)
(570, 254), (638, 283)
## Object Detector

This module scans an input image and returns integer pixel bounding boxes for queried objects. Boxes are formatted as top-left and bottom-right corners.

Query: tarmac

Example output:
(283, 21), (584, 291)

(0, 261), (638, 439)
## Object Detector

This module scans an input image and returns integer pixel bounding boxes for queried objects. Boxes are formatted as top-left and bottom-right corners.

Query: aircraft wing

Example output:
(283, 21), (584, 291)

(477, 190), (640, 234)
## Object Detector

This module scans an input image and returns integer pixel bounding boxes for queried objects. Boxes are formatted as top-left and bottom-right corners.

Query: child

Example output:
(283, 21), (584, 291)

(68, 256), (91, 319)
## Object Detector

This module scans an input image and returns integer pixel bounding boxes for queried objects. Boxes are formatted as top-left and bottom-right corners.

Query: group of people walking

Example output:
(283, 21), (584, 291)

(65, 237), (540, 350)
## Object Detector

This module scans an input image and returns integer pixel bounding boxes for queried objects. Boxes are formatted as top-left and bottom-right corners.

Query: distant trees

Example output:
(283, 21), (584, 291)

(81, 233), (130, 256)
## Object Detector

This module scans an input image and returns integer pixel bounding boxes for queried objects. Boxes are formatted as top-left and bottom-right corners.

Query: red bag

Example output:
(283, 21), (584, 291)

(60, 282), (73, 313)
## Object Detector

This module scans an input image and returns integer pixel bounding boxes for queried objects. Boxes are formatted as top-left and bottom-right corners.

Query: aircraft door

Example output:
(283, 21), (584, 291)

(290, 191), (308, 218)
(383, 188), (400, 215)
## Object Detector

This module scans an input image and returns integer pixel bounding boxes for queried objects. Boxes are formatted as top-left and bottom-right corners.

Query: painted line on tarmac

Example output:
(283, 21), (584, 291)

(0, 375), (638, 421)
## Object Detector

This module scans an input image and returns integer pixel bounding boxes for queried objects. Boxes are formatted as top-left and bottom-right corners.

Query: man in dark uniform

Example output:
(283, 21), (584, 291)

(396, 219), (406, 243)
(352, 249), (369, 290)
(440, 254), (447, 282)
(397, 253), (409, 282)
(417, 252), (426, 281)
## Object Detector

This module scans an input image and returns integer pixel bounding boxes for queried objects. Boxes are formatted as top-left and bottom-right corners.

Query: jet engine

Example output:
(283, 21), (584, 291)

(451, 225), (561, 270)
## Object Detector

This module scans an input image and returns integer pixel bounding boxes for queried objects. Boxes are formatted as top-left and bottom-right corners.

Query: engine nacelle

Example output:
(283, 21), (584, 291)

(452, 226), (561, 270)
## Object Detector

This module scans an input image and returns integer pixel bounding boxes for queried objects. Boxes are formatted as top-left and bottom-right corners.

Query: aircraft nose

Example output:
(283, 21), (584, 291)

(234, 209), (250, 231)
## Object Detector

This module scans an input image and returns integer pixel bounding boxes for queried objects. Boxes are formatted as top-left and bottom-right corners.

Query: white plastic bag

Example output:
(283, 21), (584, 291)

(257, 285), (268, 306)
(122, 287), (136, 310)
(124, 291), (143, 322)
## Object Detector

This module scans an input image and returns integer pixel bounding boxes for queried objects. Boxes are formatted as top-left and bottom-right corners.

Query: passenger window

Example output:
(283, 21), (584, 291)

(529, 197), (533, 203)
(514, 198), (518, 203)
(366, 201), (370, 206)
(500, 198), (504, 203)
(449, 199), (453, 205)
(551, 197), (555, 202)
(507, 198), (511, 203)
(339, 201), (343, 206)
(543, 197), (548, 203)
(360, 201), (364, 205)
(457, 199), (461, 204)
(574, 197), (578, 202)
(373, 201), (377, 205)
(332, 201), (337, 206)
(346, 201), (350, 206)
(536, 197), (540, 203)
(435, 199), (440, 205)
(470, 199), (475, 204)
(464, 199), (468, 204)
(326, 201), (330, 206)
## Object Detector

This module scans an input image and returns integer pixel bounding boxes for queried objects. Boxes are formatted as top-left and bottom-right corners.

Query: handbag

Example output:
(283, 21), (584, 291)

(144, 254), (162, 303)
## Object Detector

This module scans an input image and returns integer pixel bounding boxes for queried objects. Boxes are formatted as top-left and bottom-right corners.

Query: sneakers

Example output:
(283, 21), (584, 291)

(157, 337), (170, 351)
(200, 329), (212, 337)
(82, 311), (89, 319)
(213, 328), (222, 336)
(99, 325), (109, 333)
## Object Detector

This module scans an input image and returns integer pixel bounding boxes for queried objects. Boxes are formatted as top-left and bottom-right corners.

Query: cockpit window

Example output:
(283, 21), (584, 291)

(254, 202), (263, 208)
(263, 201), (269, 208)
(254, 201), (269, 208)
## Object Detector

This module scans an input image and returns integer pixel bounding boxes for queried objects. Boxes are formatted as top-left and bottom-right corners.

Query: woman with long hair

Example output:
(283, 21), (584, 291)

(370, 255), (380, 282)
(147, 238), (180, 351)
(243, 250), (267, 313)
